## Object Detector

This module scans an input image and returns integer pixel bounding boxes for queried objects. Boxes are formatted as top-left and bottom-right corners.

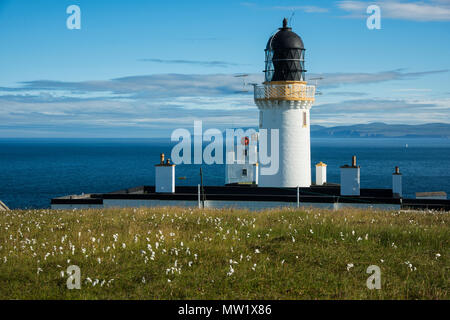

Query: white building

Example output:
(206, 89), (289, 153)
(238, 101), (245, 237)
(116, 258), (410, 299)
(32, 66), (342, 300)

(254, 18), (315, 187)
(315, 162), (327, 186)
(155, 153), (175, 193)
(340, 156), (360, 196)
(392, 166), (402, 198)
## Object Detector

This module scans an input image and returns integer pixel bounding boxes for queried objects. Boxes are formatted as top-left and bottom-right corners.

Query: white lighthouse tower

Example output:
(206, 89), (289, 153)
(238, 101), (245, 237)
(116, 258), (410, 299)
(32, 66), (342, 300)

(254, 18), (316, 187)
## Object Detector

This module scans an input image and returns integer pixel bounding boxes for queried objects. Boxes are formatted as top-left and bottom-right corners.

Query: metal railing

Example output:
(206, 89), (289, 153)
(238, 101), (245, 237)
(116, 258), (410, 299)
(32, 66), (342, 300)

(254, 83), (315, 100)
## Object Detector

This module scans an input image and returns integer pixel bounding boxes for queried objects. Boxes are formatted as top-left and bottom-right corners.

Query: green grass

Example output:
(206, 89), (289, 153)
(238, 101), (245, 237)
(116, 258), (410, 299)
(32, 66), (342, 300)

(0, 207), (448, 299)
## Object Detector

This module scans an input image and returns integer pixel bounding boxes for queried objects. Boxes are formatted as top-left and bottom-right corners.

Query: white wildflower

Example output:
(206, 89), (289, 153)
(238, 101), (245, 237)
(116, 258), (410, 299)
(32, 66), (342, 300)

(227, 265), (235, 276)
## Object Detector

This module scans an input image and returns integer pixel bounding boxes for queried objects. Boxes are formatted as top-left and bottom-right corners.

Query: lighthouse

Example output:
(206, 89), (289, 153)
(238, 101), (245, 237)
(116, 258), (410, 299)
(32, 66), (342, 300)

(254, 18), (316, 187)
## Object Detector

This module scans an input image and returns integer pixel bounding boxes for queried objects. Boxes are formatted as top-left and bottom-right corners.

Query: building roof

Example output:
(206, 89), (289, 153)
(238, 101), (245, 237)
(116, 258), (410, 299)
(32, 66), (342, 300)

(316, 162), (327, 167)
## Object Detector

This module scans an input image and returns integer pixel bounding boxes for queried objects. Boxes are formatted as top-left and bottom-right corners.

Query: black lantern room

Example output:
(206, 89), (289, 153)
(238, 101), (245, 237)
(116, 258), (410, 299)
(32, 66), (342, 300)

(264, 18), (306, 82)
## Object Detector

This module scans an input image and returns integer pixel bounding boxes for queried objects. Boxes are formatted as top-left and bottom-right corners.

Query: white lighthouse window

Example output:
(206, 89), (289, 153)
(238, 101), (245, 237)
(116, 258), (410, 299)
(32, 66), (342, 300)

(242, 169), (248, 176)
(302, 111), (307, 127)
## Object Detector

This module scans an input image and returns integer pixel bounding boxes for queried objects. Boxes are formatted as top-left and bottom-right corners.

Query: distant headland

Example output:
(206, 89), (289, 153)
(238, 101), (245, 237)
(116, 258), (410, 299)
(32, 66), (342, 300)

(310, 123), (450, 138)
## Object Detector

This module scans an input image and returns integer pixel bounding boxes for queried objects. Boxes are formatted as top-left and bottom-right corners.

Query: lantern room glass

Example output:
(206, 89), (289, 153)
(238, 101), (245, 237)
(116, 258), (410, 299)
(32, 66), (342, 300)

(264, 48), (305, 82)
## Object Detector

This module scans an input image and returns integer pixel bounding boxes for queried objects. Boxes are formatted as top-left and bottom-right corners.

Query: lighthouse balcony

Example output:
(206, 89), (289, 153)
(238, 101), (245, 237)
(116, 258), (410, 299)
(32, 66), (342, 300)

(254, 83), (315, 101)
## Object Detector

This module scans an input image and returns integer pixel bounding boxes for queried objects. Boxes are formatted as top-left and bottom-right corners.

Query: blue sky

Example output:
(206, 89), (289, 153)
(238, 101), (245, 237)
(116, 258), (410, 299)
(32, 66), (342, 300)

(0, 0), (449, 137)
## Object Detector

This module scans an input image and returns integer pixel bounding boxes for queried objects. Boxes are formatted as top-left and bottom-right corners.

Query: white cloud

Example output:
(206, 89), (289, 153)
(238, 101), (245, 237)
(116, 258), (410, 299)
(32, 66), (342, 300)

(308, 69), (448, 88)
(312, 97), (450, 125)
(272, 5), (329, 13)
(0, 69), (448, 137)
(392, 88), (433, 92)
(5, 69), (444, 99)
(337, 0), (450, 21)
(13, 74), (263, 98)
(139, 58), (243, 68)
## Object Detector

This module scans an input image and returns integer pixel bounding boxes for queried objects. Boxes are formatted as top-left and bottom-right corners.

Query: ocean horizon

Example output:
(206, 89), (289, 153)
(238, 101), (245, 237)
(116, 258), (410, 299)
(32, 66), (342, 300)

(1, 137), (449, 209)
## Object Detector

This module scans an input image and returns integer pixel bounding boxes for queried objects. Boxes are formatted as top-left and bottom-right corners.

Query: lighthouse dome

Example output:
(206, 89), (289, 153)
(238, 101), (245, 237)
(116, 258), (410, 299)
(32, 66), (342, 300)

(266, 18), (304, 50)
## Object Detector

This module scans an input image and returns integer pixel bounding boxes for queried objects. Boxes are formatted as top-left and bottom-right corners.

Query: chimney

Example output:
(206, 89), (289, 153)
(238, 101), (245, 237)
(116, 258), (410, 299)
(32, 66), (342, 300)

(315, 162), (327, 186)
(352, 155), (357, 167)
(155, 153), (175, 193)
(392, 166), (402, 198)
(340, 156), (360, 196)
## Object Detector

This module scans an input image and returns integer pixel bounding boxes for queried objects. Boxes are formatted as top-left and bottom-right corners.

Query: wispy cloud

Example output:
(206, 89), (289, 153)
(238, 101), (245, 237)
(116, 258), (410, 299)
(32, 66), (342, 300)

(7, 74), (262, 100)
(308, 69), (448, 88)
(324, 91), (369, 96)
(337, 0), (450, 21)
(271, 5), (329, 13)
(6, 69), (444, 99)
(0, 74), (260, 137)
(0, 69), (448, 137)
(241, 2), (328, 13)
(313, 97), (450, 125)
(392, 88), (433, 92)
(138, 58), (242, 68)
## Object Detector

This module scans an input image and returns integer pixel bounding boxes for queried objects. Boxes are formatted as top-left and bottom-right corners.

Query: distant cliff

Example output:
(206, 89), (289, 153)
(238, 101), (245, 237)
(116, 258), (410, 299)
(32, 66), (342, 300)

(310, 123), (450, 138)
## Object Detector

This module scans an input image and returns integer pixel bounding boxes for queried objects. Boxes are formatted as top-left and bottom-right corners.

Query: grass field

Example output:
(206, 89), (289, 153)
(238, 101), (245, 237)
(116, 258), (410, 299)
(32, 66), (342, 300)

(0, 207), (448, 299)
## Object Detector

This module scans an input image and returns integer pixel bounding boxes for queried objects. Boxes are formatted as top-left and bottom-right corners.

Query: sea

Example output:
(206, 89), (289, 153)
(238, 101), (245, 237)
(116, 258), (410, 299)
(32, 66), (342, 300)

(0, 138), (449, 209)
